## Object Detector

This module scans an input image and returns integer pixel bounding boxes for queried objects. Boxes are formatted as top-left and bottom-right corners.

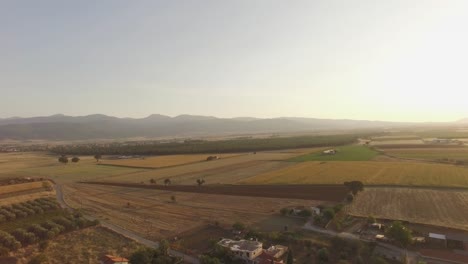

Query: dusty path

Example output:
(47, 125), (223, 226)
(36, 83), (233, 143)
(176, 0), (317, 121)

(55, 184), (199, 264)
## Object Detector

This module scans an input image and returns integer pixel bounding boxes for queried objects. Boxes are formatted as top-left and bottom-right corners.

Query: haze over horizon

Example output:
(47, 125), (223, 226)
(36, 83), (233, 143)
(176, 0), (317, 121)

(2, 1), (468, 122)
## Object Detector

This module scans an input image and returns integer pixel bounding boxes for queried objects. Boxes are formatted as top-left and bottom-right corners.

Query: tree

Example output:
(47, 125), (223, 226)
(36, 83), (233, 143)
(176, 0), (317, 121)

(94, 154), (102, 162)
(58, 156), (68, 164)
(298, 209), (312, 218)
(232, 222), (245, 231)
(317, 248), (329, 262)
(150, 178), (156, 184)
(287, 249), (294, 264)
(387, 221), (412, 248)
(71, 157), (80, 163)
(344, 181), (364, 195)
(170, 195), (176, 203)
(164, 179), (171, 186)
(323, 208), (336, 221)
(367, 215), (376, 224)
(280, 208), (289, 216)
(159, 239), (170, 256)
(346, 193), (354, 202)
(196, 178), (205, 186)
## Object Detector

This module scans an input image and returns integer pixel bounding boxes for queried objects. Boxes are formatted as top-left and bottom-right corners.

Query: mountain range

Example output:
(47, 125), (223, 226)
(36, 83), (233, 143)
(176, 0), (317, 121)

(0, 114), (460, 141)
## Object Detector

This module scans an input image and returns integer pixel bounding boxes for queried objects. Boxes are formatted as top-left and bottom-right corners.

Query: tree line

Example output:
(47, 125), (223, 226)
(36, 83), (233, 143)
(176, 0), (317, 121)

(50, 134), (364, 156)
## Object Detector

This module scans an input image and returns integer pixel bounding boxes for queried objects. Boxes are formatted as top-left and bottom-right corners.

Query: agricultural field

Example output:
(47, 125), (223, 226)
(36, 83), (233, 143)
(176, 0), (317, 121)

(0, 153), (146, 184)
(380, 147), (468, 161)
(100, 153), (244, 169)
(14, 226), (142, 264)
(349, 187), (468, 231)
(243, 161), (468, 187)
(289, 145), (378, 162)
(62, 183), (321, 240)
(101, 148), (322, 185)
(0, 181), (56, 206)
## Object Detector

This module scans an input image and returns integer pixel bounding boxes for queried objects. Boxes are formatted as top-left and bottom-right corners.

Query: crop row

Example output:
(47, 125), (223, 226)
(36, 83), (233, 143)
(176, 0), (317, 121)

(0, 198), (59, 222)
(0, 211), (98, 255)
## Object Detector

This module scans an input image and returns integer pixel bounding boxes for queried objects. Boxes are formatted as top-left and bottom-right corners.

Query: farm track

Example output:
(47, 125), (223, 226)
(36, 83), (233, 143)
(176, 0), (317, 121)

(80, 182), (348, 202)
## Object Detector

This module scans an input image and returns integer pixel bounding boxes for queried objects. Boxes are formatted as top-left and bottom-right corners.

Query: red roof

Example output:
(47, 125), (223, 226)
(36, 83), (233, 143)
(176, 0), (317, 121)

(419, 249), (468, 264)
(256, 252), (283, 264)
(102, 255), (129, 264)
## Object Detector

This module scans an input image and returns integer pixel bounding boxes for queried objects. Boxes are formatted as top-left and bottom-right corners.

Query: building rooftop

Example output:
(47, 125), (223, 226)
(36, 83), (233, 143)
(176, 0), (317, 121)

(429, 233), (447, 240)
(218, 238), (262, 252)
(102, 255), (129, 264)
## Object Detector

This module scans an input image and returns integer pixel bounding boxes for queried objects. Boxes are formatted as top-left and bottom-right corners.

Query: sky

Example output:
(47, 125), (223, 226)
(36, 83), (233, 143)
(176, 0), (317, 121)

(1, 0), (468, 122)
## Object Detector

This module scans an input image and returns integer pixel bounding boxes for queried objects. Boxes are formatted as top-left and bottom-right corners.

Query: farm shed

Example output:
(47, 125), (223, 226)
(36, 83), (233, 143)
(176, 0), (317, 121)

(428, 233), (447, 248)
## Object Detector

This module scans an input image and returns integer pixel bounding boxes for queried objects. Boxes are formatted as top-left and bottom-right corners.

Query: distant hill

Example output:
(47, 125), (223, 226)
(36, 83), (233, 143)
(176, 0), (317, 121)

(0, 114), (423, 141)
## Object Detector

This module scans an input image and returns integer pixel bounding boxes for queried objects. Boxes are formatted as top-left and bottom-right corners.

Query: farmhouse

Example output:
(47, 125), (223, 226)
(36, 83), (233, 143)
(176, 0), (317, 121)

(322, 149), (337, 155)
(218, 239), (288, 264)
(218, 238), (263, 263)
(100, 255), (129, 264)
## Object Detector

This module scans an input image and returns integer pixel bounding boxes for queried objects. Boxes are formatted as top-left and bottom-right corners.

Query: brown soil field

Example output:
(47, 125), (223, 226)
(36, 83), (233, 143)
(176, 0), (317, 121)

(100, 153), (245, 169)
(349, 187), (468, 231)
(82, 182), (348, 202)
(13, 226), (142, 264)
(63, 184), (322, 240)
(102, 149), (323, 185)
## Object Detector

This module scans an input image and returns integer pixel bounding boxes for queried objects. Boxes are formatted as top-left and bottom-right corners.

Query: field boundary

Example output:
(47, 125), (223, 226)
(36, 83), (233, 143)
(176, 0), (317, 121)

(98, 153), (248, 170)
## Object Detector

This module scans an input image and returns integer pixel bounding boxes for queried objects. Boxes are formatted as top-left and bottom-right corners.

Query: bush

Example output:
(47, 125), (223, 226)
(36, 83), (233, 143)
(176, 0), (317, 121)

(0, 230), (21, 250)
(28, 254), (48, 264)
(317, 248), (329, 262)
(323, 208), (336, 221)
(232, 222), (245, 231)
(298, 209), (312, 217)
(280, 207), (289, 216)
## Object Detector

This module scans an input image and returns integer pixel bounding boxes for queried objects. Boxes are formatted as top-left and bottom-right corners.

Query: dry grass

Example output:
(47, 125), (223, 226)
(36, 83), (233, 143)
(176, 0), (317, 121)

(243, 161), (468, 187)
(349, 187), (468, 231)
(103, 149), (323, 185)
(14, 226), (142, 264)
(0, 181), (45, 195)
(63, 184), (320, 240)
(100, 153), (244, 168)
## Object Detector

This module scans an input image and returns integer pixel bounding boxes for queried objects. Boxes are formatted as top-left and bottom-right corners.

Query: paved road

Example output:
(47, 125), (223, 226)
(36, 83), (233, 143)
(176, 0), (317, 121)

(55, 184), (199, 264)
(303, 220), (419, 263)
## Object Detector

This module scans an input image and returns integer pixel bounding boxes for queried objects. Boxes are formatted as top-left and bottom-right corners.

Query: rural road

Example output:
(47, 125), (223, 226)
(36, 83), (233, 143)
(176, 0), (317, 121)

(303, 221), (419, 263)
(55, 184), (200, 264)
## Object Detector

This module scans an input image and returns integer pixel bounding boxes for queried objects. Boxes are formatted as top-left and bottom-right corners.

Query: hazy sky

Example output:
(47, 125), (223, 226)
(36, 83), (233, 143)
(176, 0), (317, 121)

(1, 1), (467, 122)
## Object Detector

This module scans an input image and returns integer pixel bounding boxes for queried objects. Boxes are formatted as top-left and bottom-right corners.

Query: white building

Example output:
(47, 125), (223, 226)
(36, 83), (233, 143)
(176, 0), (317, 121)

(218, 239), (263, 263)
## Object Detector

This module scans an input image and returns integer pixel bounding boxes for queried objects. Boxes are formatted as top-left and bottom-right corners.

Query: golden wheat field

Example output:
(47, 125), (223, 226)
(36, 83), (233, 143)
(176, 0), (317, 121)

(349, 187), (468, 231)
(243, 161), (468, 187)
(0, 181), (45, 195)
(100, 153), (244, 168)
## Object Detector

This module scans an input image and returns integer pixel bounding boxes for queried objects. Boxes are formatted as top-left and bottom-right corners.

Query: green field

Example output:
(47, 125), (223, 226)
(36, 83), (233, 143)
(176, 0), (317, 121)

(289, 145), (378, 162)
